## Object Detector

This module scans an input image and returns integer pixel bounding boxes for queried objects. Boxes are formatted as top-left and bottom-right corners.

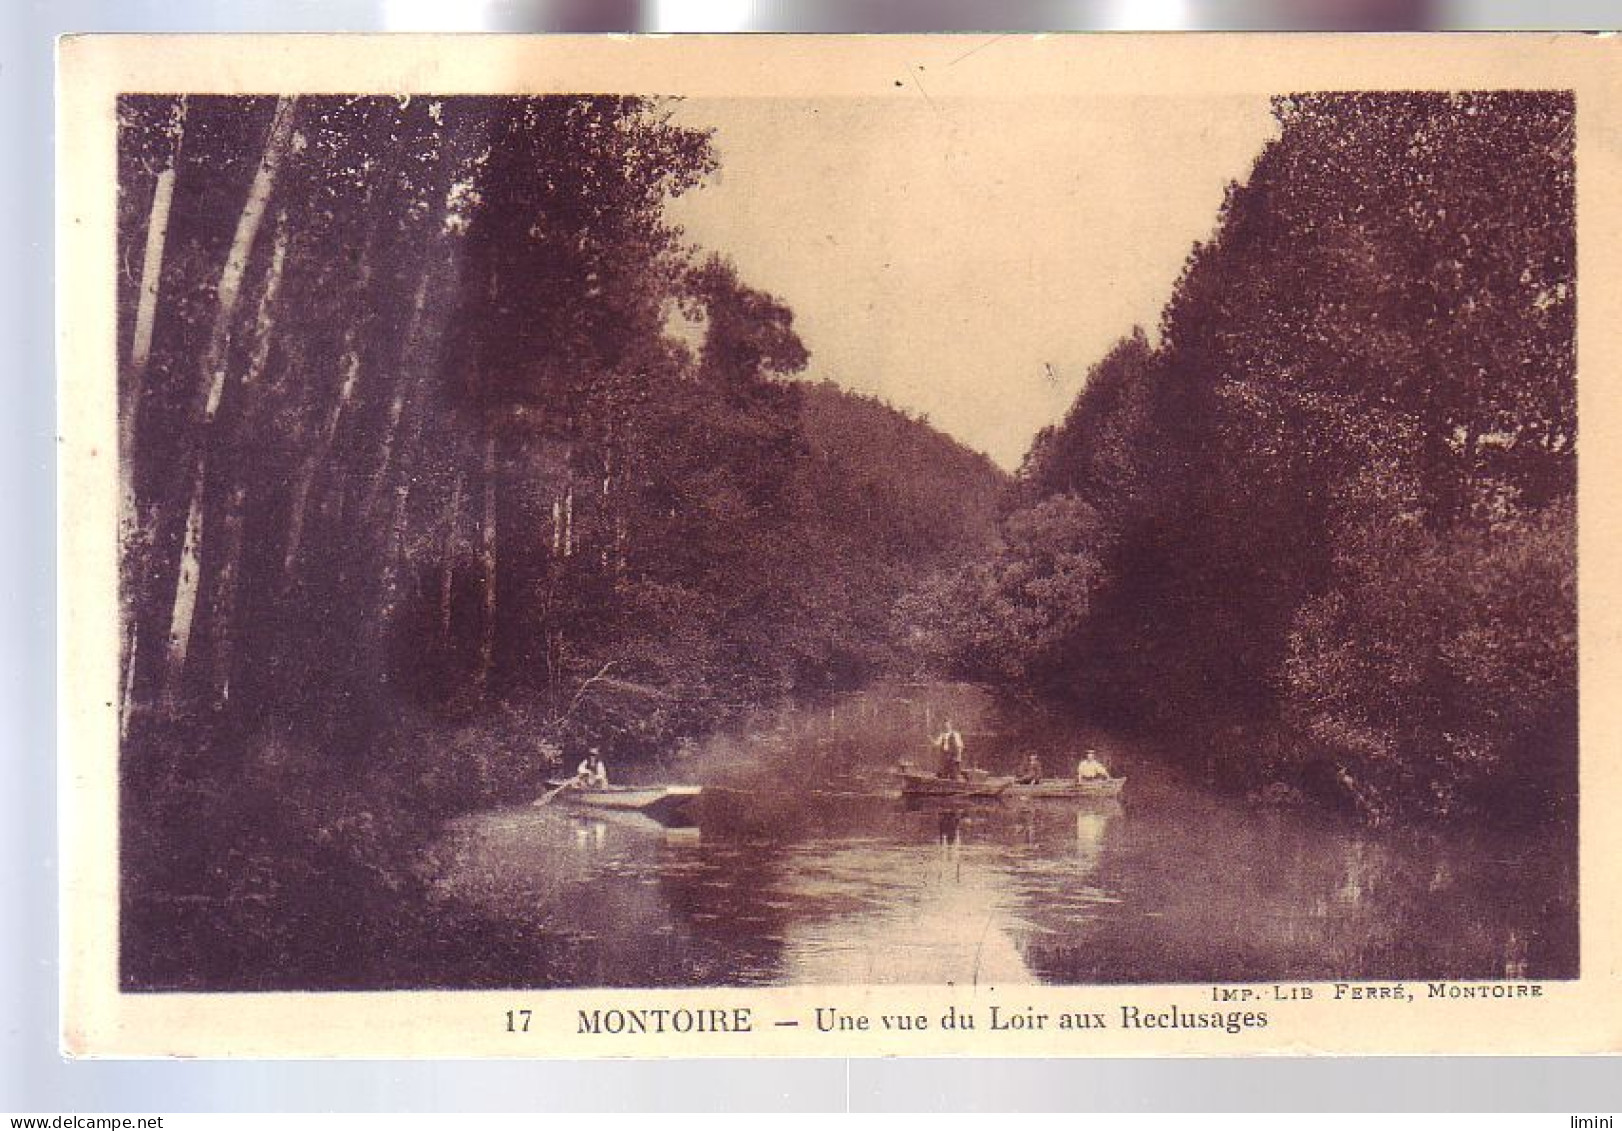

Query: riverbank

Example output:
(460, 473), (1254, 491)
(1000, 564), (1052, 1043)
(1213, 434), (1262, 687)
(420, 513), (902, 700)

(119, 685), (1579, 991)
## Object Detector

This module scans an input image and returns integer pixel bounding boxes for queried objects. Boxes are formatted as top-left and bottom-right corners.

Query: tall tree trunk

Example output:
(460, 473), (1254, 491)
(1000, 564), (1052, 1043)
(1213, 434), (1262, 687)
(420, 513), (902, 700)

(475, 434), (499, 693)
(202, 212), (289, 708)
(281, 333), (361, 580)
(243, 211), (290, 391)
(361, 119), (486, 695)
(279, 141), (397, 587)
(121, 96), (187, 528)
(162, 96), (297, 706)
(362, 274), (430, 522)
(362, 236), (465, 693)
(280, 454), (318, 582)
(609, 442), (631, 583)
(163, 474), (207, 704)
(120, 98), (187, 732)
(368, 360), (431, 685)
(614, 507), (629, 585)
(209, 486), (248, 703)
(599, 457), (611, 570)
(563, 486), (574, 558)
(439, 469), (465, 640)
(120, 621), (140, 743)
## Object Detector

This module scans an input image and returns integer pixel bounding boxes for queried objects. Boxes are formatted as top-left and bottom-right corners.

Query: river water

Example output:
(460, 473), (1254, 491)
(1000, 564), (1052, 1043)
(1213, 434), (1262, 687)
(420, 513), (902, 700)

(420, 691), (1576, 988)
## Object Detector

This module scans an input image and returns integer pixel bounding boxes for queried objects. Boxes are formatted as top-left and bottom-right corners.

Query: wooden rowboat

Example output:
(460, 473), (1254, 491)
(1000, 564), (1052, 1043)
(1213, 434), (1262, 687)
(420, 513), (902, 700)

(539, 780), (703, 826)
(898, 770), (1014, 800)
(1005, 776), (1126, 800)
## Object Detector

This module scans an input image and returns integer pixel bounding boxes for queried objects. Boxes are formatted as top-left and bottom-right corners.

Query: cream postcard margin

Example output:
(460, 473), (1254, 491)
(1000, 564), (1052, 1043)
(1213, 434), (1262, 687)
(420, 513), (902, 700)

(58, 33), (1622, 1058)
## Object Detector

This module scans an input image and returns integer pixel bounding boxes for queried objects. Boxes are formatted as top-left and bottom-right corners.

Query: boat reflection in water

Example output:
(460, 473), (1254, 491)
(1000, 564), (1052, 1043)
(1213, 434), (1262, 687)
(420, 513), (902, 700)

(572, 817), (608, 852)
(427, 788), (1131, 986)
(771, 805), (1044, 984)
(424, 735), (1573, 987)
(1074, 808), (1110, 872)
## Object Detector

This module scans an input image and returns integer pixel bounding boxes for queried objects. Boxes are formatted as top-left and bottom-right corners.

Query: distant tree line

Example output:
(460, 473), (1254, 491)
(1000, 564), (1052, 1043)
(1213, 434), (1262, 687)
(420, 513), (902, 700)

(917, 92), (1576, 825)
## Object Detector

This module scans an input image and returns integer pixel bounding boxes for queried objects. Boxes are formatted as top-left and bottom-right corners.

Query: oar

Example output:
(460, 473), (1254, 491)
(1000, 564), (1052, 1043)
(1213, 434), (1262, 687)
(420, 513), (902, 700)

(532, 777), (580, 808)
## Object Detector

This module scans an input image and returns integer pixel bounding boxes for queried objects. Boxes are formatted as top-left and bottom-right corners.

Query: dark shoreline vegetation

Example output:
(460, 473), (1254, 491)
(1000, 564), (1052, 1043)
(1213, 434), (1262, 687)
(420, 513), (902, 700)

(922, 92), (1576, 831)
(118, 92), (1574, 989)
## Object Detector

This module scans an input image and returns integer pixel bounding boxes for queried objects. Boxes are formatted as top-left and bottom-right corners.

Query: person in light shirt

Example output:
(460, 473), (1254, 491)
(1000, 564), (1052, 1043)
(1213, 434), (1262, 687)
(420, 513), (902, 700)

(576, 749), (609, 789)
(1075, 748), (1110, 782)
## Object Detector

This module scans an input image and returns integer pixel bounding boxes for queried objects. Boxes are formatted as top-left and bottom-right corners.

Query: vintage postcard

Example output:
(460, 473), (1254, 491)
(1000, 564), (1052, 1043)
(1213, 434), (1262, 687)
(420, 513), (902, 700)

(58, 33), (1622, 1057)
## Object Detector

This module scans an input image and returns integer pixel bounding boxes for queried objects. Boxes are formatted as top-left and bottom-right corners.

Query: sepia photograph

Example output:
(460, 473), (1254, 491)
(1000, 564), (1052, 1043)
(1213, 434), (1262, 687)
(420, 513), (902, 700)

(56, 34), (1622, 1057)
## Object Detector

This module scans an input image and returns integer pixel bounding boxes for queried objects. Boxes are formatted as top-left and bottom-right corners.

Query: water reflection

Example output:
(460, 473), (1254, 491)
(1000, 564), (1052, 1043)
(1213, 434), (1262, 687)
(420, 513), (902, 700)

(423, 733), (1575, 987)
(774, 832), (1033, 984)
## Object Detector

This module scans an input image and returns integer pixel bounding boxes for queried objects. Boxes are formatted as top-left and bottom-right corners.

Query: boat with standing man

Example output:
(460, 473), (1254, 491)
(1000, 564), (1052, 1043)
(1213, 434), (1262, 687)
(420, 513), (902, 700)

(897, 766), (1015, 800)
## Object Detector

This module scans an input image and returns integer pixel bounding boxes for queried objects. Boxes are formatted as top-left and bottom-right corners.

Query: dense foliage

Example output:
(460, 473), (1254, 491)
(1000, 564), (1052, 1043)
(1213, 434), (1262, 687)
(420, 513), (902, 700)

(116, 95), (1003, 986)
(933, 93), (1576, 825)
(114, 89), (1576, 989)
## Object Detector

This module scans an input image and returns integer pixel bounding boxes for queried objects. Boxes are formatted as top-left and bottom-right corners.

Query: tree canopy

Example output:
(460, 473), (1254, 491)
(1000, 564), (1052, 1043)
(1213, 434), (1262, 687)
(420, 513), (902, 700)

(935, 92), (1576, 825)
(116, 94), (1007, 988)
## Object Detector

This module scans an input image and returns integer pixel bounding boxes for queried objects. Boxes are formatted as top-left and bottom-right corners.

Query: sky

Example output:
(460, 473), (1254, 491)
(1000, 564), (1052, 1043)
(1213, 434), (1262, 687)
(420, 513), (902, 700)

(668, 93), (1280, 470)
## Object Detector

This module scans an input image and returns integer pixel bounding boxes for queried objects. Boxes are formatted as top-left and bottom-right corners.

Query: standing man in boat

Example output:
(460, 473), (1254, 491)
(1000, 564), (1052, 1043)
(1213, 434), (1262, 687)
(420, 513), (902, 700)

(576, 748), (609, 789)
(1075, 748), (1110, 782)
(935, 721), (966, 781)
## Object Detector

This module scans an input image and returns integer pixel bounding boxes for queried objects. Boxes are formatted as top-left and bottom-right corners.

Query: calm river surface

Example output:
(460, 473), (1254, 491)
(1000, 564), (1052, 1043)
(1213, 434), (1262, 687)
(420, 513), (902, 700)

(421, 698), (1576, 987)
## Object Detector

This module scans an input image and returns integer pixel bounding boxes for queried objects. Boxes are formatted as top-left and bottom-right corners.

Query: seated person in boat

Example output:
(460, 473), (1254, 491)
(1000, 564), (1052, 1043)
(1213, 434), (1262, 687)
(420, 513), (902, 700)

(1075, 749), (1110, 782)
(576, 750), (609, 789)
(934, 722), (966, 780)
(1017, 753), (1044, 784)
